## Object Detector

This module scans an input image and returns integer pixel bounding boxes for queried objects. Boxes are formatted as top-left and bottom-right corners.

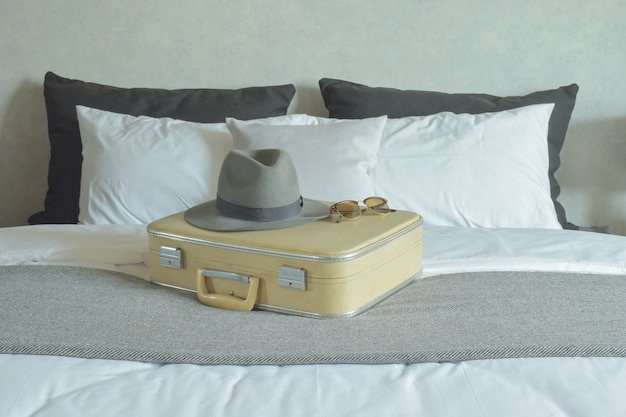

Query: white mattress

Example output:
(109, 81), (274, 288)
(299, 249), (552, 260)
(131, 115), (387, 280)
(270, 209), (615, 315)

(1, 224), (626, 416)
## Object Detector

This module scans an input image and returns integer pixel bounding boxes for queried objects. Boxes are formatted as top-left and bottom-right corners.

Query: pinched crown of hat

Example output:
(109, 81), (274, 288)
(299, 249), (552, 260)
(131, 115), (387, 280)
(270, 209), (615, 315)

(185, 149), (329, 231)
(215, 149), (303, 222)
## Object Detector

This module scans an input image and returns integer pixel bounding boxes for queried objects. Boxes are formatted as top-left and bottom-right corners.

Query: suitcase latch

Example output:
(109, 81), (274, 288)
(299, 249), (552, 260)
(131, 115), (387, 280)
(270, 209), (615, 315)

(278, 265), (306, 291)
(159, 246), (183, 269)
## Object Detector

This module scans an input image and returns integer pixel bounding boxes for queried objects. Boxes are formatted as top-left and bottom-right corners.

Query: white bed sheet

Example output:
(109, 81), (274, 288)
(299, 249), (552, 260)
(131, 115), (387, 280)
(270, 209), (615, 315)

(3, 355), (626, 417)
(2, 223), (624, 279)
(1, 224), (626, 416)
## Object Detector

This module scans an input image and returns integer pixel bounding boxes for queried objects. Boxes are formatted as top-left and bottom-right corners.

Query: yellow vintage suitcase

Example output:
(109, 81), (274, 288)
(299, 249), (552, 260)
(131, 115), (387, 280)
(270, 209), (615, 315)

(147, 209), (422, 318)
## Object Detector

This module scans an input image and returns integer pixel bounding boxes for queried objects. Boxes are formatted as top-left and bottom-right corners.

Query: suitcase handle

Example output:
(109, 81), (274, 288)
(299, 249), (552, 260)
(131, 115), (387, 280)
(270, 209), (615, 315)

(196, 269), (259, 311)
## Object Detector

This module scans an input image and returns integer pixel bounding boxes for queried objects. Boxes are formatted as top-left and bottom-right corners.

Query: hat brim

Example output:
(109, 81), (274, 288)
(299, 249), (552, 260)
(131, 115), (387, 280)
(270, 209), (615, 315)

(184, 198), (330, 231)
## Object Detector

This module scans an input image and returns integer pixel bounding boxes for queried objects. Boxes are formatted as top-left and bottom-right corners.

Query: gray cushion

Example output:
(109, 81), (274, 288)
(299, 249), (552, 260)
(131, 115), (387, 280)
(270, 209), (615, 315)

(29, 72), (296, 224)
(319, 78), (579, 229)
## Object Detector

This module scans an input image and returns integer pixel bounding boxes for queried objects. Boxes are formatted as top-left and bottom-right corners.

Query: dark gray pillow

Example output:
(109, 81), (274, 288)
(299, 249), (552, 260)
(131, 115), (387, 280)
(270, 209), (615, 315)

(29, 72), (296, 224)
(319, 78), (579, 229)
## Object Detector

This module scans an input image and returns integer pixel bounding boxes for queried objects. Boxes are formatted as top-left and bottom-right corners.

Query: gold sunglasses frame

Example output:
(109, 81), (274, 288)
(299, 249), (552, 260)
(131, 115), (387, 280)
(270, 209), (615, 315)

(329, 197), (392, 223)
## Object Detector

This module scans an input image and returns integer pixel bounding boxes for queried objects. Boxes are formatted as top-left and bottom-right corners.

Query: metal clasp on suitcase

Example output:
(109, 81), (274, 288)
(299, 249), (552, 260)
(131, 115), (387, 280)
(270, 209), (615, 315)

(196, 269), (259, 312)
(159, 246), (183, 269)
(278, 265), (306, 291)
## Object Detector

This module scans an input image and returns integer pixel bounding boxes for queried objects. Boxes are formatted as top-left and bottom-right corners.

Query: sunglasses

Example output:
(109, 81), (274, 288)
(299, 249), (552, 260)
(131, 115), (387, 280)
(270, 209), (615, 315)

(329, 197), (393, 223)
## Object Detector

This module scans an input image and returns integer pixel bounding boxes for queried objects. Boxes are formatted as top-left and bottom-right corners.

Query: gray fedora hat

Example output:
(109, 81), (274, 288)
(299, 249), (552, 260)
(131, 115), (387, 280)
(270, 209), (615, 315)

(185, 149), (329, 231)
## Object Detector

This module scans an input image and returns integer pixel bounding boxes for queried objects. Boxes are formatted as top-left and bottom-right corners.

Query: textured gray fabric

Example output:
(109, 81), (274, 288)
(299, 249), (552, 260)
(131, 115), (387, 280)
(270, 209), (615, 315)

(1, 265), (625, 365)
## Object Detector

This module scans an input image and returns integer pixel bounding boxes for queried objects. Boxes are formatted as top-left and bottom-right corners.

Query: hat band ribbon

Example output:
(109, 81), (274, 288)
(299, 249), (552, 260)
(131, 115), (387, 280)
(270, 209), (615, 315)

(216, 196), (303, 222)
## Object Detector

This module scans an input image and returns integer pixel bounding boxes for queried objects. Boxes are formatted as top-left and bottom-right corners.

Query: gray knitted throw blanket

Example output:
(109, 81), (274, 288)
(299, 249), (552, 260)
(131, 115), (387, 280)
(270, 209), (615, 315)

(1, 265), (625, 365)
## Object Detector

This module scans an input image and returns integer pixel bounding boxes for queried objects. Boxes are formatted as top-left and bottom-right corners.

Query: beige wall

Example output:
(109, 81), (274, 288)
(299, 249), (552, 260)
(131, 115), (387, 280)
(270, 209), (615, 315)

(1, 0), (625, 233)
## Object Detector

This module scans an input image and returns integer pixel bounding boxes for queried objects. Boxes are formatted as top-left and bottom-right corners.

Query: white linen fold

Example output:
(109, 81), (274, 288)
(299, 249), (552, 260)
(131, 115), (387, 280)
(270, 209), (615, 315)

(422, 225), (626, 276)
(0, 224), (150, 280)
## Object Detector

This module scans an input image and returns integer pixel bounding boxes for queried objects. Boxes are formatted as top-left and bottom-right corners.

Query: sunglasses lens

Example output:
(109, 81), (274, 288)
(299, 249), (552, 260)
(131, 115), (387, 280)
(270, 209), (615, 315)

(335, 201), (361, 219)
(364, 197), (390, 214)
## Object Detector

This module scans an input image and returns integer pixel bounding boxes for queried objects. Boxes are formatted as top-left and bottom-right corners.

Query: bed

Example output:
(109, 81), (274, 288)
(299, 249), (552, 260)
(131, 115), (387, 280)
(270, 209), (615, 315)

(1, 73), (625, 416)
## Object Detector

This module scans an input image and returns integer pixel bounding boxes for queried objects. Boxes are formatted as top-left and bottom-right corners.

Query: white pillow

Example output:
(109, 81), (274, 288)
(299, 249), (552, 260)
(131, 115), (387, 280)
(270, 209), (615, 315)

(76, 106), (234, 224)
(226, 116), (387, 203)
(75, 110), (345, 225)
(371, 104), (562, 229)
